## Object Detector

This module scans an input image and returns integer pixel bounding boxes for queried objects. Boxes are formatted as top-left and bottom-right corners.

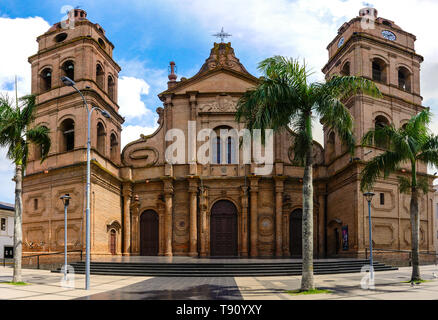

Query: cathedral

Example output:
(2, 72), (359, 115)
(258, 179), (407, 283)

(22, 7), (436, 263)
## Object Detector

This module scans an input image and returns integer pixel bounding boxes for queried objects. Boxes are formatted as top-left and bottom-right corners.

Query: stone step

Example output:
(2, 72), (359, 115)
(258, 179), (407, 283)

(52, 259), (398, 277)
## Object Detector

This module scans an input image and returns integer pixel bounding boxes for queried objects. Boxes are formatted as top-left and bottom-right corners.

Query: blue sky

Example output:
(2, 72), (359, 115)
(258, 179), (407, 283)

(0, 0), (437, 203)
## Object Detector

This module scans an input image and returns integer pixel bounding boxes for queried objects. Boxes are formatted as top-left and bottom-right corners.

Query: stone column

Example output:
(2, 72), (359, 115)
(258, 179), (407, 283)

(318, 194), (325, 258)
(122, 183), (132, 256)
(163, 179), (174, 257)
(274, 177), (285, 257)
(199, 186), (208, 257)
(249, 177), (259, 257)
(130, 194), (140, 255)
(188, 179), (198, 257)
(157, 196), (165, 256)
(240, 186), (249, 257)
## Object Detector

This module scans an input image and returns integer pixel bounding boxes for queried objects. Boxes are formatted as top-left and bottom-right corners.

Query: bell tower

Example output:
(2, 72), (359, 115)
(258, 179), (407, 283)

(23, 9), (125, 256)
(321, 7), (433, 258)
(322, 6), (425, 170)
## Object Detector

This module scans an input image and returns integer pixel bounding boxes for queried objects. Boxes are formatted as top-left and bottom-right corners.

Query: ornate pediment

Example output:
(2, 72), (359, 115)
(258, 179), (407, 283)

(197, 42), (250, 75)
(198, 94), (238, 113)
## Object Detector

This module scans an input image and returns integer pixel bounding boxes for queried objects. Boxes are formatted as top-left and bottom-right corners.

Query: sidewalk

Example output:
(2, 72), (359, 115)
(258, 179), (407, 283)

(235, 264), (438, 300)
(0, 267), (150, 300)
(1, 264), (437, 300)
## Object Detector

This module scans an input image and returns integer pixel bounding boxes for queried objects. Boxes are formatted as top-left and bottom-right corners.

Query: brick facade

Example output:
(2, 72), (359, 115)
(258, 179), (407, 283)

(22, 8), (436, 262)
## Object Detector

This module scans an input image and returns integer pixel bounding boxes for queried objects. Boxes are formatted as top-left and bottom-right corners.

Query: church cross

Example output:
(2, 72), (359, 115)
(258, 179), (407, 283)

(212, 27), (232, 43)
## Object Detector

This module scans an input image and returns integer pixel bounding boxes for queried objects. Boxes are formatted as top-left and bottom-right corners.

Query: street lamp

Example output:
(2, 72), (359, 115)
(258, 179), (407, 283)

(60, 194), (71, 281)
(363, 191), (375, 286)
(62, 76), (111, 290)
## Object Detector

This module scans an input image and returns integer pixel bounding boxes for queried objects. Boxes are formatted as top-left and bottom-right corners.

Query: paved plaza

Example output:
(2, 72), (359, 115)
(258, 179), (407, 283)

(0, 264), (437, 300)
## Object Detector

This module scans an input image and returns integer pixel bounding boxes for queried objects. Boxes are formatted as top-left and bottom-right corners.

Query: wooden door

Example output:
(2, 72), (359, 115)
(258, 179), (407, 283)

(210, 200), (237, 256)
(290, 209), (302, 257)
(140, 210), (159, 256)
(110, 230), (116, 255)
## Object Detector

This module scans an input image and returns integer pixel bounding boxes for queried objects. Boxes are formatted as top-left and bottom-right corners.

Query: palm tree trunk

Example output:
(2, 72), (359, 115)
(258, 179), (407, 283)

(301, 147), (314, 291)
(410, 187), (421, 281)
(13, 164), (23, 283)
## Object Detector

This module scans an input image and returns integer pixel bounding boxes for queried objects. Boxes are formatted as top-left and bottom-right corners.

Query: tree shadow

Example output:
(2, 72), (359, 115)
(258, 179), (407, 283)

(77, 278), (243, 300)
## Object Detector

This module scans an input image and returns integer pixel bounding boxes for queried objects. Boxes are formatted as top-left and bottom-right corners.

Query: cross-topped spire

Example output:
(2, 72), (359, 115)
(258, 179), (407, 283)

(212, 27), (232, 43)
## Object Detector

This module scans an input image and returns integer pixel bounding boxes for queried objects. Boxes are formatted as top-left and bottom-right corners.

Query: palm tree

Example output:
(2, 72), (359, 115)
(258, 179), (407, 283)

(0, 86), (51, 283)
(236, 56), (381, 291)
(360, 109), (438, 282)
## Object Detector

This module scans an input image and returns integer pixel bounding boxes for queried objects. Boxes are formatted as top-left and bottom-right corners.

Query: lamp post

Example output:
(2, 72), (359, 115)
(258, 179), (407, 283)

(60, 194), (71, 281)
(61, 76), (111, 290)
(363, 192), (375, 286)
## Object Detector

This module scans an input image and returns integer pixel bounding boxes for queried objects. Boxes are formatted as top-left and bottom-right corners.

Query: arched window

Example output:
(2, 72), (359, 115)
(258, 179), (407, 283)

(372, 58), (387, 83)
(108, 75), (115, 100)
(211, 126), (237, 164)
(341, 62), (350, 76)
(327, 132), (336, 161)
(375, 115), (390, 149)
(60, 119), (75, 152)
(96, 64), (104, 89)
(62, 60), (75, 81)
(96, 122), (105, 154)
(398, 67), (411, 92)
(110, 133), (118, 162)
(40, 68), (52, 92)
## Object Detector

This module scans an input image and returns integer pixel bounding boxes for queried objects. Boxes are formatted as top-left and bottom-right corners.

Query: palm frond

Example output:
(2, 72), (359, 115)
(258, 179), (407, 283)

(18, 94), (37, 126)
(0, 93), (46, 166)
(417, 177), (430, 194)
(397, 176), (412, 194)
(362, 125), (414, 159)
(318, 75), (382, 101)
(26, 125), (51, 162)
(417, 134), (438, 167)
(314, 93), (355, 154)
(404, 109), (431, 140)
(290, 111), (312, 165)
(360, 150), (405, 192)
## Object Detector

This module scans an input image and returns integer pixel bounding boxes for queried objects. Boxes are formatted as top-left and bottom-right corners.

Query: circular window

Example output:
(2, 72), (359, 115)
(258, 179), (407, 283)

(54, 33), (68, 43)
(98, 38), (106, 49)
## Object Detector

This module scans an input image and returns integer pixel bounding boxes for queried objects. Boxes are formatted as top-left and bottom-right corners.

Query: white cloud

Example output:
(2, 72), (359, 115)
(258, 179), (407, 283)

(0, 148), (15, 203)
(0, 16), (50, 203)
(165, 0), (438, 145)
(122, 124), (159, 149)
(0, 16), (50, 97)
(118, 76), (152, 118)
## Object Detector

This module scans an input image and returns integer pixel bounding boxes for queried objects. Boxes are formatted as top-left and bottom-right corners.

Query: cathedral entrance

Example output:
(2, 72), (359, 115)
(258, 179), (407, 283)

(290, 209), (303, 258)
(210, 200), (238, 256)
(140, 210), (159, 256)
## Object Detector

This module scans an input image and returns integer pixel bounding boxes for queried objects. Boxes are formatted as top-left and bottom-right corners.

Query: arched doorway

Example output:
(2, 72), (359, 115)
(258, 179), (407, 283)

(290, 209), (303, 257)
(109, 229), (116, 255)
(210, 200), (238, 256)
(140, 210), (159, 256)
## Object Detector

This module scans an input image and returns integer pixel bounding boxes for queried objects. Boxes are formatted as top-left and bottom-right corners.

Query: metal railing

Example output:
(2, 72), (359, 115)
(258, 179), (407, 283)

(11, 249), (83, 269)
